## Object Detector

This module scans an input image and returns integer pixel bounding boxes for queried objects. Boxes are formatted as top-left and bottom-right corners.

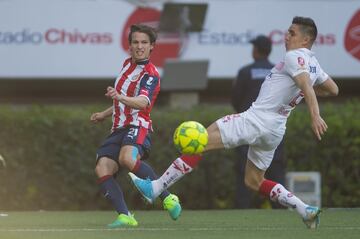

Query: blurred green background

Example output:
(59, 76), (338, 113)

(0, 100), (359, 210)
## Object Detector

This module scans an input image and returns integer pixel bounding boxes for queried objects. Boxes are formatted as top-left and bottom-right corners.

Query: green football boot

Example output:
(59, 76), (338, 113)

(107, 213), (138, 228)
(163, 194), (182, 221)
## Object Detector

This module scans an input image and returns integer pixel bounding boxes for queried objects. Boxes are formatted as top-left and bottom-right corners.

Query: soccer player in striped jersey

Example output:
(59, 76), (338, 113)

(90, 24), (181, 228)
(129, 17), (339, 229)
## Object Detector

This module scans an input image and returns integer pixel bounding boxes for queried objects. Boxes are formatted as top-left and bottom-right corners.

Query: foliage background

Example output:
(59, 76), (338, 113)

(0, 100), (359, 210)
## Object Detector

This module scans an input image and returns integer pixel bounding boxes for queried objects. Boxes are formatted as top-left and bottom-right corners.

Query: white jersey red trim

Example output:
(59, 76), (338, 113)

(111, 57), (160, 132)
(250, 48), (329, 132)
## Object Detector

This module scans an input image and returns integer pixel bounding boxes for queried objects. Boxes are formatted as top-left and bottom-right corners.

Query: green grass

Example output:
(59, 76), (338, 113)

(0, 209), (359, 239)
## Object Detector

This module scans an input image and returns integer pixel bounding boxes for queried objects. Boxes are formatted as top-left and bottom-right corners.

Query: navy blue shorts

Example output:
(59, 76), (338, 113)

(96, 126), (151, 163)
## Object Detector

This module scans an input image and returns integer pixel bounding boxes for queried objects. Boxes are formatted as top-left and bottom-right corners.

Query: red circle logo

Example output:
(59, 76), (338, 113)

(344, 9), (360, 61)
(121, 8), (184, 67)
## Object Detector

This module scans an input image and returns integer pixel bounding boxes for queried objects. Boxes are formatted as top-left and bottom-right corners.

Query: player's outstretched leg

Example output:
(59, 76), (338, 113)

(129, 154), (202, 202)
(259, 179), (321, 229)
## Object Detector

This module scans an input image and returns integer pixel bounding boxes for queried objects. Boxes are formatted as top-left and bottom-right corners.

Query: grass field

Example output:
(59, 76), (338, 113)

(0, 209), (359, 239)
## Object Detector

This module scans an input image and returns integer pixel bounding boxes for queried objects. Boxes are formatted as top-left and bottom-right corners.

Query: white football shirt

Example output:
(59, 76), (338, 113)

(250, 48), (329, 132)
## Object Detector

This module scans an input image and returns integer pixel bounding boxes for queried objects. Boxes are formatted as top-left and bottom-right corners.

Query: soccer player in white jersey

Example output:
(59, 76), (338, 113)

(129, 16), (339, 229)
(90, 24), (181, 228)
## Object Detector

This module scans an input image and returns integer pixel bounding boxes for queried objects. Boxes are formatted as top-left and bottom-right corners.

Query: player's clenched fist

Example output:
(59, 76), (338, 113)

(105, 86), (121, 101)
(90, 112), (106, 123)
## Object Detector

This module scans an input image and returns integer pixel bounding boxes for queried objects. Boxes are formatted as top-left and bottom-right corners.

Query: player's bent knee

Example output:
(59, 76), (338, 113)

(118, 155), (134, 169)
(95, 163), (108, 178)
(95, 157), (117, 177)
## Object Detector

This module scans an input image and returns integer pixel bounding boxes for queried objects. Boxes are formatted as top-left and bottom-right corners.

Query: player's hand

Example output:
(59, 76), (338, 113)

(311, 115), (328, 141)
(90, 112), (105, 123)
(105, 86), (121, 101)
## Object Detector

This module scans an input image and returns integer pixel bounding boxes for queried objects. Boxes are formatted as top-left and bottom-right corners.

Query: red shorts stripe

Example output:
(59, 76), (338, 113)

(136, 127), (148, 145)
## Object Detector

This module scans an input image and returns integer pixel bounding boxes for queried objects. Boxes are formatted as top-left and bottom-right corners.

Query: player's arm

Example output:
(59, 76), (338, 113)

(313, 77), (339, 97)
(105, 86), (148, 110)
(293, 72), (328, 141)
(118, 94), (148, 110)
(90, 106), (113, 123)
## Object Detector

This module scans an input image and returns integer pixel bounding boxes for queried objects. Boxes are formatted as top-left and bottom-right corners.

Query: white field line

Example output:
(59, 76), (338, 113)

(0, 227), (359, 232)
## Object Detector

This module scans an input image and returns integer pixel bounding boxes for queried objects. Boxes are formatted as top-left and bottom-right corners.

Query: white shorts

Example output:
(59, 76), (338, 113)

(216, 111), (284, 171)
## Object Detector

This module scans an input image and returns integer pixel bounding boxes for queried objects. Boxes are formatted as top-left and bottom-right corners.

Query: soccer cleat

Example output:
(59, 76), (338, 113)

(163, 194), (182, 220)
(128, 172), (156, 204)
(302, 206), (321, 229)
(107, 213), (138, 228)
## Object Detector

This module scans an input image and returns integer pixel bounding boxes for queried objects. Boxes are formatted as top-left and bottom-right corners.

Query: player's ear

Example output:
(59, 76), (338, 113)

(303, 35), (312, 47)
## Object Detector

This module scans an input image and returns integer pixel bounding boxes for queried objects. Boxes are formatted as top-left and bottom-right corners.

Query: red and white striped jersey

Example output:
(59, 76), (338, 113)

(111, 57), (160, 132)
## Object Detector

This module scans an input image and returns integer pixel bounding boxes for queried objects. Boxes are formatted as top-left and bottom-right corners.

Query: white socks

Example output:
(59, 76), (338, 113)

(269, 183), (308, 218)
(152, 157), (193, 198)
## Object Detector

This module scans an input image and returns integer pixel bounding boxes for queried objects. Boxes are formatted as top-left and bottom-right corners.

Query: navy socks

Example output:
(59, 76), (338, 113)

(98, 175), (128, 215)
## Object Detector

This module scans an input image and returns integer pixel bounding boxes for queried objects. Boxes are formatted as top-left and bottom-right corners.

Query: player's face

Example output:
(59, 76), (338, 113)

(129, 32), (154, 62)
(285, 24), (307, 51)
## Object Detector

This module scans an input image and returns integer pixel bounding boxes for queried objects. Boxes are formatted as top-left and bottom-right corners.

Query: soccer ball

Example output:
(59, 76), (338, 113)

(173, 121), (208, 154)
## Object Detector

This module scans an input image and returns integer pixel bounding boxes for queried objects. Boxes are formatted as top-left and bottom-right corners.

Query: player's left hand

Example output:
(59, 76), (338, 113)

(90, 112), (106, 123)
(311, 115), (328, 141)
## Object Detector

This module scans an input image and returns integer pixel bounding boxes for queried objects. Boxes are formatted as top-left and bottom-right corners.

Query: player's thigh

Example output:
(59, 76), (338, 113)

(205, 122), (225, 151)
(119, 126), (151, 168)
(215, 112), (260, 149)
(96, 130), (125, 163)
(118, 145), (141, 169)
(247, 132), (283, 171)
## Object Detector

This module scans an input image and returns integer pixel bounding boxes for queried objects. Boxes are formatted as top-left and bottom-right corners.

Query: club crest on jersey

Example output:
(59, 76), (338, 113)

(297, 57), (305, 66)
(131, 74), (140, 82)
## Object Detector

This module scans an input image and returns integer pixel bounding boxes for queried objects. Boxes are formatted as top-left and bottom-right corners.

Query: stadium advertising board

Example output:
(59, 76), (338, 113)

(0, 0), (359, 78)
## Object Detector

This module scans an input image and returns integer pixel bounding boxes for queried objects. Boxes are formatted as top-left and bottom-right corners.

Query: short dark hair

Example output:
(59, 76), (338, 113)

(292, 16), (318, 43)
(250, 35), (272, 57)
(128, 24), (157, 44)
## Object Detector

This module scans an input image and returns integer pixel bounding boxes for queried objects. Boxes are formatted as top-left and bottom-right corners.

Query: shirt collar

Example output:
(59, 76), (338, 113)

(134, 59), (149, 65)
(299, 48), (315, 57)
